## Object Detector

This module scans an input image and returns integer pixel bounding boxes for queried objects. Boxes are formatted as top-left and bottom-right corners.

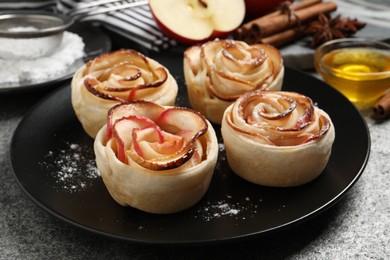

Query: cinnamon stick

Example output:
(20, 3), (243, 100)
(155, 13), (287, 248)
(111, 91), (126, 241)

(234, 1), (337, 43)
(249, 2), (336, 38)
(373, 92), (390, 119)
(260, 26), (307, 47)
(264, 0), (322, 19)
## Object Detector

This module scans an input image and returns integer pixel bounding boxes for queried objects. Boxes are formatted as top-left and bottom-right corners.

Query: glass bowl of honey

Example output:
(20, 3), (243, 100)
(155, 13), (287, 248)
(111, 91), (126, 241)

(314, 38), (390, 110)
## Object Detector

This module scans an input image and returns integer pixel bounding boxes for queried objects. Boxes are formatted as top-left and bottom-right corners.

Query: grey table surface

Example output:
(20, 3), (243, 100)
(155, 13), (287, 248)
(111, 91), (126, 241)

(1, 1), (390, 259)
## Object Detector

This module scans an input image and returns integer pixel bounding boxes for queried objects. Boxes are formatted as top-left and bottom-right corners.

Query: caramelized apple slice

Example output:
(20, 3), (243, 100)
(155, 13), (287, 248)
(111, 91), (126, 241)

(107, 101), (165, 139)
(112, 116), (161, 163)
(227, 90), (332, 146)
(84, 49), (151, 75)
(157, 107), (208, 141)
(106, 102), (208, 170)
(133, 129), (182, 158)
(83, 50), (169, 102)
(129, 127), (195, 171)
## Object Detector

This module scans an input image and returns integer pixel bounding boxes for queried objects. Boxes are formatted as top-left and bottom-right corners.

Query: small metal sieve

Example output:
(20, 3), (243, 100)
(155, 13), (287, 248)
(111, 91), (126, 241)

(0, 11), (73, 39)
(0, 0), (148, 59)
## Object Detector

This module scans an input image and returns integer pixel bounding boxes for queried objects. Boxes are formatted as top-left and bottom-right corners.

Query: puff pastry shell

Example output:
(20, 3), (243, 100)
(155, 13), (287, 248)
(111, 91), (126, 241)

(221, 90), (335, 187)
(184, 39), (284, 124)
(72, 49), (178, 138)
(94, 101), (218, 214)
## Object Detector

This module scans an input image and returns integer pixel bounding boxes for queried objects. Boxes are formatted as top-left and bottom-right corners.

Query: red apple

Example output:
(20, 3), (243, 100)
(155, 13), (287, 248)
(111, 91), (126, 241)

(244, 0), (293, 21)
(149, 0), (246, 45)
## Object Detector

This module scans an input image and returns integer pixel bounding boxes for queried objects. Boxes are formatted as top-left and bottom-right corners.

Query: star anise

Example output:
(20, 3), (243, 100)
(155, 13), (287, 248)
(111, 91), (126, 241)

(306, 13), (366, 47)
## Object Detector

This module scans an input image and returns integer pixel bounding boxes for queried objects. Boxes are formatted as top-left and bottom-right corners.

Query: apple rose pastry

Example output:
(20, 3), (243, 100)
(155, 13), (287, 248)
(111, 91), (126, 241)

(72, 49), (178, 138)
(184, 39), (284, 124)
(94, 101), (218, 214)
(221, 90), (335, 187)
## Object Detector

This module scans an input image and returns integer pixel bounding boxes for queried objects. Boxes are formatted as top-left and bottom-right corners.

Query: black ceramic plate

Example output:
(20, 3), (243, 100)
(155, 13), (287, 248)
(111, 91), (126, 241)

(0, 22), (111, 93)
(10, 52), (370, 245)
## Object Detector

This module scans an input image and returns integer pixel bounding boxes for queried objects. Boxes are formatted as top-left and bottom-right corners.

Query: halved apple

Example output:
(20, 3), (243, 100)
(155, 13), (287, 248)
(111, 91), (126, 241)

(149, 0), (246, 45)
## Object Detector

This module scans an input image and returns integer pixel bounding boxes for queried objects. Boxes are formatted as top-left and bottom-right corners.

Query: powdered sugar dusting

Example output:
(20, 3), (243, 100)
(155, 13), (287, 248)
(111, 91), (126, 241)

(194, 195), (262, 222)
(218, 142), (225, 152)
(0, 31), (85, 85)
(40, 142), (99, 192)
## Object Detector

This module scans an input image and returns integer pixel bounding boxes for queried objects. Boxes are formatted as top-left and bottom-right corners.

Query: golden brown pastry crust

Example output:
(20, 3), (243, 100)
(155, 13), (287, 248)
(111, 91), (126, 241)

(184, 39), (284, 124)
(221, 90), (335, 187)
(94, 102), (218, 214)
(72, 49), (178, 138)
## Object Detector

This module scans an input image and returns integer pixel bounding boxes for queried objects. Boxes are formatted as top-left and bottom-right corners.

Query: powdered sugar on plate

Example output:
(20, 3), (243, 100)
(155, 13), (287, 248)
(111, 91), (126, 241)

(0, 31), (85, 85)
(194, 195), (263, 222)
(39, 141), (100, 193)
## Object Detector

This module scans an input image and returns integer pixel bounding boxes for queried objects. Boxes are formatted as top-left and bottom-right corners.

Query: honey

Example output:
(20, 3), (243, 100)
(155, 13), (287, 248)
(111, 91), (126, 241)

(316, 47), (390, 109)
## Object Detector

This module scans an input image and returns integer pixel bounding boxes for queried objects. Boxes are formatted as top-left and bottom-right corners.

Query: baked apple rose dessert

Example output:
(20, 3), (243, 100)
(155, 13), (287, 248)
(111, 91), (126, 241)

(221, 90), (335, 187)
(184, 39), (284, 124)
(72, 49), (178, 138)
(94, 101), (218, 214)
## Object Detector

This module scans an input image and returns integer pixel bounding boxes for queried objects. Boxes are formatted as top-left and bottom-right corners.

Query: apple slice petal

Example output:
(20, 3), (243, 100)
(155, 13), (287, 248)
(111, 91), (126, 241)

(84, 76), (137, 102)
(83, 50), (171, 102)
(128, 143), (195, 171)
(113, 116), (158, 147)
(107, 101), (165, 139)
(131, 126), (165, 158)
(157, 107), (208, 141)
(206, 70), (255, 101)
(148, 131), (184, 155)
(129, 125), (195, 170)
(105, 102), (210, 171)
(111, 116), (159, 163)
(252, 43), (284, 79)
(84, 77), (127, 102)
(84, 49), (151, 75)
(184, 46), (203, 75)
(108, 66), (144, 89)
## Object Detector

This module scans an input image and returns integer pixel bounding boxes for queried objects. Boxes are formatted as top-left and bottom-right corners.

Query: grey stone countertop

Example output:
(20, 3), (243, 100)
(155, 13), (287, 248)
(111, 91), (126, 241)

(1, 2), (390, 259)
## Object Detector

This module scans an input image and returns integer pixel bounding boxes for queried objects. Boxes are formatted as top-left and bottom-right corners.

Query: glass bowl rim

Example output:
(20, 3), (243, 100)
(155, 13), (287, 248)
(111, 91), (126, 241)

(314, 38), (390, 80)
